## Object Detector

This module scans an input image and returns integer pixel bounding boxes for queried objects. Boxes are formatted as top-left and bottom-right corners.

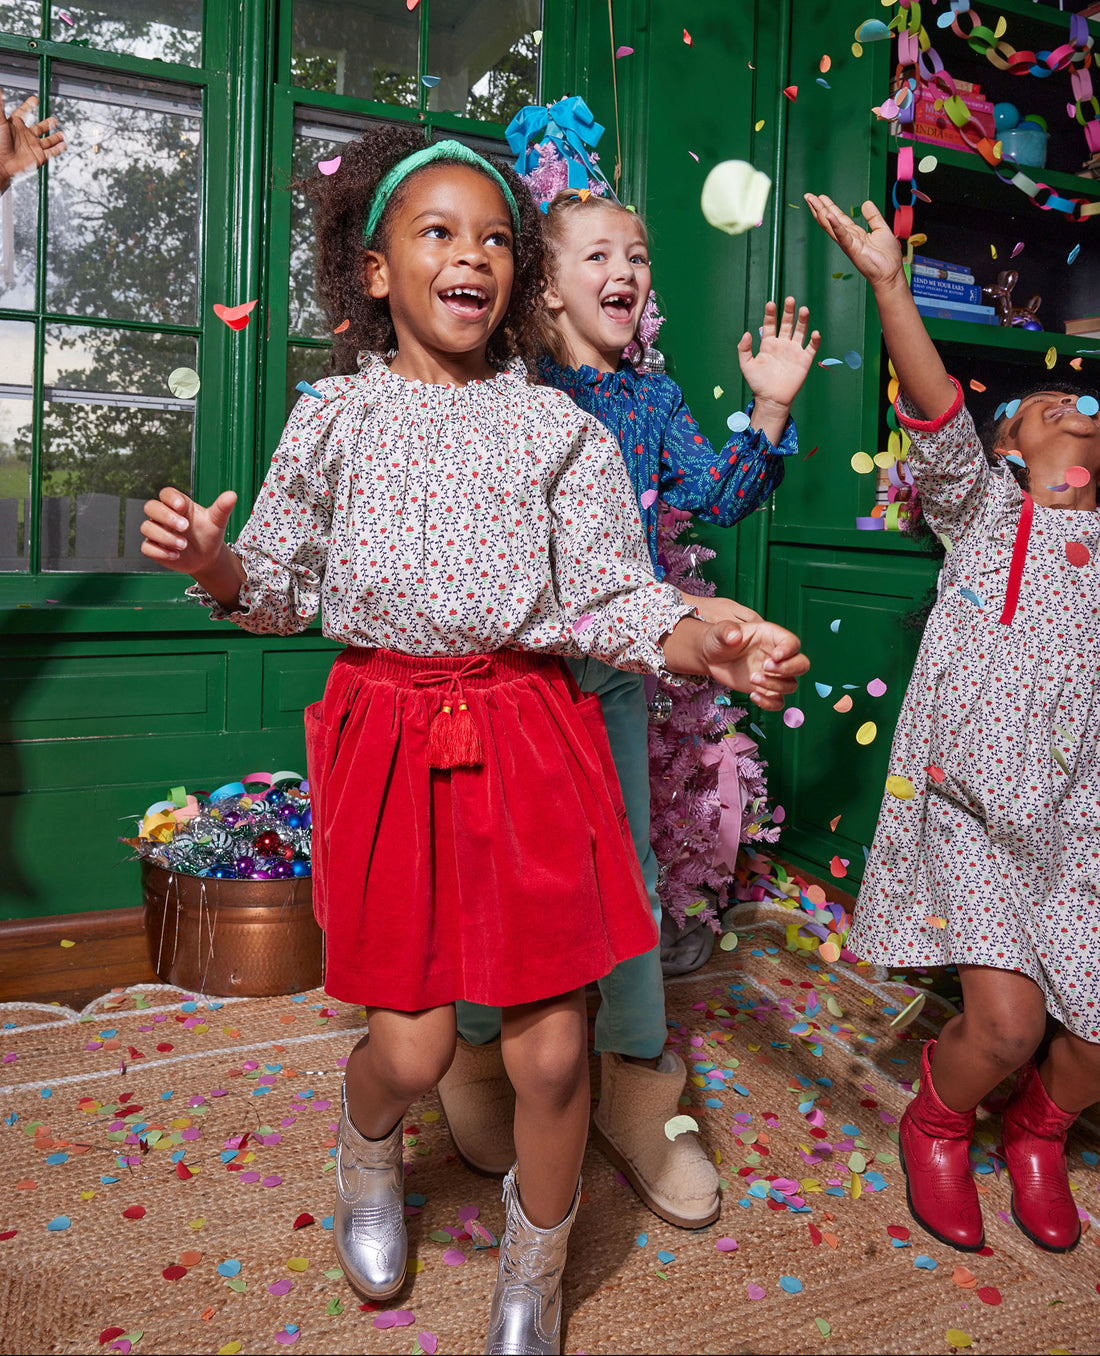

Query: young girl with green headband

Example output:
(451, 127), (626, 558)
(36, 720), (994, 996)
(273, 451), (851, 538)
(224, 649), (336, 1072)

(141, 124), (809, 1354)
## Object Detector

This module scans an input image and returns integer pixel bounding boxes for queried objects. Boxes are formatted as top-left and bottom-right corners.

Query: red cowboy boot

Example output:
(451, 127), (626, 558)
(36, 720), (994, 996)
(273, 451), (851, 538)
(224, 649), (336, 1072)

(898, 1040), (985, 1251)
(1001, 1062), (1081, 1252)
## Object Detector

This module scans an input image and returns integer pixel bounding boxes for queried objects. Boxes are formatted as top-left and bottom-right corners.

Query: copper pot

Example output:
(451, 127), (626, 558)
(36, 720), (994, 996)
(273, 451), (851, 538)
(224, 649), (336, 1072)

(141, 861), (323, 997)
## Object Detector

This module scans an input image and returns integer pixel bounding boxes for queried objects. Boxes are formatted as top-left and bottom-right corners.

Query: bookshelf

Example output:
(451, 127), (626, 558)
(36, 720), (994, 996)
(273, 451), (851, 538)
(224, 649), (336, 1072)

(889, 0), (1100, 432)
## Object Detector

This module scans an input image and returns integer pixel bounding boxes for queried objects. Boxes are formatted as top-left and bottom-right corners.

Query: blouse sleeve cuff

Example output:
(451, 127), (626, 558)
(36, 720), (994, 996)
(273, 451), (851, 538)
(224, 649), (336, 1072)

(184, 552), (255, 622)
(743, 400), (798, 457)
(894, 376), (965, 433)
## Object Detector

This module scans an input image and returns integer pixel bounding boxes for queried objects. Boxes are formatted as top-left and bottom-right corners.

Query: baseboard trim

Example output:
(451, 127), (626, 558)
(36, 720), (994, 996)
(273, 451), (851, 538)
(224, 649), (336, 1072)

(0, 906), (159, 1008)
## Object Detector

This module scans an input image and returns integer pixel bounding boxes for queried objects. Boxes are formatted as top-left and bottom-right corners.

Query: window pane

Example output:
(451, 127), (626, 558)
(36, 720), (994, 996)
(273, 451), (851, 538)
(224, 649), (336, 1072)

(428, 0), (540, 124)
(41, 325), (196, 571)
(285, 343), (332, 419)
(0, 57), (40, 310)
(46, 0), (201, 66)
(0, 0), (40, 35)
(0, 319), (35, 572)
(289, 111), (371, 338)
(46, 67), (202, 326)
(292, 0), (419, 105)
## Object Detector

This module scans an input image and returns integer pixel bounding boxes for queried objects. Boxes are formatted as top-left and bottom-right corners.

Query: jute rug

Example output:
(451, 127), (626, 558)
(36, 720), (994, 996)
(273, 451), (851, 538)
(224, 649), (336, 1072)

(0, 901), (1097, 1356)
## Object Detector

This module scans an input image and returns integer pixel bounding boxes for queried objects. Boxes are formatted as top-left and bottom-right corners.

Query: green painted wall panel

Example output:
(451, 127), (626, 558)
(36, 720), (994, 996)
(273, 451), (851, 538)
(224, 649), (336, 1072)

(261, 645), (342, 728)
(0, 726), (309, 921)
(762, 545), (934, 879)
(0, 652), (226, 739)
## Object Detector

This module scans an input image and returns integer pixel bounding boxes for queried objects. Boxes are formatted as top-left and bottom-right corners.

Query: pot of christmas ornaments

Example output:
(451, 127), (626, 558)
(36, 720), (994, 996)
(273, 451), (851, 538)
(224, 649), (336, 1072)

(123, 771), (323, 996)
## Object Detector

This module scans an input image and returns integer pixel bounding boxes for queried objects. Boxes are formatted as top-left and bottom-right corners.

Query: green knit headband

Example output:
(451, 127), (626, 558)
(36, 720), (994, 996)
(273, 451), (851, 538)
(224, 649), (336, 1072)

(363, 140), (521, 245)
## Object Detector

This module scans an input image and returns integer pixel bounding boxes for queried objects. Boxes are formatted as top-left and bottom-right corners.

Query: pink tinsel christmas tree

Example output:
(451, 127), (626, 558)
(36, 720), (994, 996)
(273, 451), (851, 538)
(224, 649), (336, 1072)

(648, 507), (780, 931)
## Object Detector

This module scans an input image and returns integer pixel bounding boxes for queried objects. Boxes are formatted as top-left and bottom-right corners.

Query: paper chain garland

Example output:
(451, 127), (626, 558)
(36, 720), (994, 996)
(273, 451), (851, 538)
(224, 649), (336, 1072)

(889, 1), (1100, 230)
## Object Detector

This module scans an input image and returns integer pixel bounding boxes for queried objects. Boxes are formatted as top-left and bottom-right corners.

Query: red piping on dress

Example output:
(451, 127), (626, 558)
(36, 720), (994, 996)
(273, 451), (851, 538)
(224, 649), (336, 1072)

(999, 491), (1034, 626)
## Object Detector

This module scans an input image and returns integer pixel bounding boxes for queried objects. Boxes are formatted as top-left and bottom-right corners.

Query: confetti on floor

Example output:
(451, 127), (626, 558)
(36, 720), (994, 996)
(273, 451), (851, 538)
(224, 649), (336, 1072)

(0, 889), (1095, 1354)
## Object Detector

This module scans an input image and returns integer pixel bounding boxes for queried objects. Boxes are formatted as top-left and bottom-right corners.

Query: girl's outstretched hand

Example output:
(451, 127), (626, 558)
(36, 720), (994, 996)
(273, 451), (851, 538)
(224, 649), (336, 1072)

(737, 296), (821, 420)
(0, 94), (65, 191)
(142, 487), (246, 610)
(700, 618), (810, 711)
(803, 194), (904, 290)
(141, 486), (237, 573)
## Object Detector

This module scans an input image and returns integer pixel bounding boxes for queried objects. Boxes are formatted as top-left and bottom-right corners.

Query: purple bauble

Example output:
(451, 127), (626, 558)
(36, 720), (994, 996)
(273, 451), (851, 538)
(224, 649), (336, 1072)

(270, 861), (294, 878)
(234, 856), (254, 875)
(249, 867), (274, 880)
(221, 810), (241, 827)
(275, 803), (297, 821)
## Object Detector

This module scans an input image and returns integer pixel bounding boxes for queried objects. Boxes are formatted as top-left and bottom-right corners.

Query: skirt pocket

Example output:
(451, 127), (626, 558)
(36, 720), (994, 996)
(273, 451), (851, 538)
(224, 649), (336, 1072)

(573, 689), (630, 832)
(303, 702), (333, 924)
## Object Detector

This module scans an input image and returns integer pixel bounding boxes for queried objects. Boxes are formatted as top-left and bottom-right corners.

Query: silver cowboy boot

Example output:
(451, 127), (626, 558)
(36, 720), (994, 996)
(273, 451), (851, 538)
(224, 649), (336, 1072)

(333, 1084), (407, 1300)
(485, 1166), (581, 1356)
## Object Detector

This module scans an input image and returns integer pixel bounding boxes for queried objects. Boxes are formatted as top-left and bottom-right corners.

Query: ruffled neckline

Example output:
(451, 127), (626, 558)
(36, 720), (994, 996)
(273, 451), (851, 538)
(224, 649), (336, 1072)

(356, 351), (522, 399)
(537, 356), (642, 392)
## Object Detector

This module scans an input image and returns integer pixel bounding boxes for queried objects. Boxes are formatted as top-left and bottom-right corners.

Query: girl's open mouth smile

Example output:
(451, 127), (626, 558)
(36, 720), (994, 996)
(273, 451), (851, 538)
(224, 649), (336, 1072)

(600, 291), (637, 323)
(439, 285), (491, 318)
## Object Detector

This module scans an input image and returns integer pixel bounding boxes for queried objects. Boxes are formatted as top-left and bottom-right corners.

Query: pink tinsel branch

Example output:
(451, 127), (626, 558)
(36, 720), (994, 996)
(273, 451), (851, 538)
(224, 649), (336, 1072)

(648, 505), (781, 931)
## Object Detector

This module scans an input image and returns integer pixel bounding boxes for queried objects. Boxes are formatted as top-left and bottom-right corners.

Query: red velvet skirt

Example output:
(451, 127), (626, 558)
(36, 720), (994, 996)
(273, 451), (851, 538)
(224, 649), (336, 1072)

(305, 647), (658, 1011)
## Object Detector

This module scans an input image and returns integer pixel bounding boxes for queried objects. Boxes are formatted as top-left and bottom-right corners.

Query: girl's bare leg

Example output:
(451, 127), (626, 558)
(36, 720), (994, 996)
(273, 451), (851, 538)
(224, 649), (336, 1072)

(501, 988), (589, 1226)
(345, 1005), (457, 1137)
(1039, 1028), (1100, 1115)
(929, 966), (1047, 1110)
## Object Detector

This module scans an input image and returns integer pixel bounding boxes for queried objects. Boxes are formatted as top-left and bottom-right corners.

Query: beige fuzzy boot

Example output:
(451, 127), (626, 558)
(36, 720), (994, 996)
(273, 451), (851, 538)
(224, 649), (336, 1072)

(591, 1051), (720, 1228)
(438, 1037), (516, 1176)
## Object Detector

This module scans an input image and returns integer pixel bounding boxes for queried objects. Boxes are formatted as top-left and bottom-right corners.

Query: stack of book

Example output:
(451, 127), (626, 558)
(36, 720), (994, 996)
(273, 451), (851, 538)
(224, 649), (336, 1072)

(909, 79), (995, 153)
(910, 256), (998, 325)
(1065, 314), (1100, 340)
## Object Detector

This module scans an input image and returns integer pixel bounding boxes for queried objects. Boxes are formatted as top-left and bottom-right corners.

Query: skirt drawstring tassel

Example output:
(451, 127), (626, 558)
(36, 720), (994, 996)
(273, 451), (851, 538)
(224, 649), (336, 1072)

(417, 656), (492, 770)
(427, 699), (484, 769)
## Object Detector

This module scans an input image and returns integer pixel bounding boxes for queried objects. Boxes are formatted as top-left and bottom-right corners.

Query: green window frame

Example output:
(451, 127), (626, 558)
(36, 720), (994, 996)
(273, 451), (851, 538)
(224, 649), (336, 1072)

(262, 0), (570, 477)
(0, 0), (577, 623)
(0, 2), (240, 611)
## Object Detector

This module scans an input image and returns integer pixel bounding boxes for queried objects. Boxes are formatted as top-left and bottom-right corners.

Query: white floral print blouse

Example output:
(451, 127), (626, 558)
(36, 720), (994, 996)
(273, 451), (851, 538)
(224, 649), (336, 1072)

(189, 354), (696, 680)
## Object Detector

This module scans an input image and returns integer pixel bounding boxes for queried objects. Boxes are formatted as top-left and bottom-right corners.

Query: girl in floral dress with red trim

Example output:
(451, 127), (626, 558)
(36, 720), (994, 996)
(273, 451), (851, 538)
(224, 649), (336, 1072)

(140, 123), (810, 1356)
(807, 190), (1100, 1259)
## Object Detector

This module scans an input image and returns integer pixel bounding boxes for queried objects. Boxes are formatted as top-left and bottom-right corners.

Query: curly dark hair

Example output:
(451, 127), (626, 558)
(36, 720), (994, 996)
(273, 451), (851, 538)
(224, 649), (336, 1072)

(300, 124), (548, 374)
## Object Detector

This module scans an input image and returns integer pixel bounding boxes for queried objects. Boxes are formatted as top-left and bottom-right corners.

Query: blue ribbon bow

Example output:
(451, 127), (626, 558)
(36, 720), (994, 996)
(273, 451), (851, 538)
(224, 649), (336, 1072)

(505, 96), (616, 197)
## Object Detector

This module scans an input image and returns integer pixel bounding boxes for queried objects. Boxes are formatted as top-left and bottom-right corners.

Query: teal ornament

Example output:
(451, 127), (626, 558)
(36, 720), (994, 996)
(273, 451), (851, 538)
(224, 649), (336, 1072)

(993, 102), (1020, 133)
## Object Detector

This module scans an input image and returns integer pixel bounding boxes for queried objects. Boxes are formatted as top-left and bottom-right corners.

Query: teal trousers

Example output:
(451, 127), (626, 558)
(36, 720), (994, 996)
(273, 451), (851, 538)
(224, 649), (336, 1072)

(454, 656), (667, 1058)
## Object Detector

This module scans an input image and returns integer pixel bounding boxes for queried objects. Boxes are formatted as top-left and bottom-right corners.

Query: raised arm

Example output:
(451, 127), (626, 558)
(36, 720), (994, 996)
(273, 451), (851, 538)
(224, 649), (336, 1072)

(803, 194), (956, 423)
